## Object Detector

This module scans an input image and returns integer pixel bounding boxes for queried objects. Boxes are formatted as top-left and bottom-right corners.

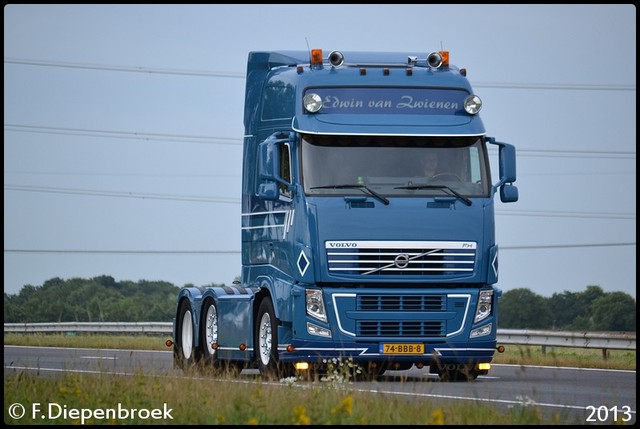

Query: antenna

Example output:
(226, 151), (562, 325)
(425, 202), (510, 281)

(305, 37), (311, 64)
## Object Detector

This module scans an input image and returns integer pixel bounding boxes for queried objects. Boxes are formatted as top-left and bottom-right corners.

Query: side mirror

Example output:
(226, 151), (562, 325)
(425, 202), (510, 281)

(258, 181), (279, 200)
(500, 183), (519, 203)
(499, 144), (516, 184)
(258, 139), (279, 180)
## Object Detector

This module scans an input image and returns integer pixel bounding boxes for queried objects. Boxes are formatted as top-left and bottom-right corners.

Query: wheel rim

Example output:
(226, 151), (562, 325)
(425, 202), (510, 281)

(204, 304), (218, 355)
(258, 312), (272, 365)
(181, 310), (193, 359)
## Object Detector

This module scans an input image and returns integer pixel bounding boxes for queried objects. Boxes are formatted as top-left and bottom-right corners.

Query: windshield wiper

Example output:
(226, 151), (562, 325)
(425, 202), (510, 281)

(310, 184), (390, 205)
(394, 184), (472, 206)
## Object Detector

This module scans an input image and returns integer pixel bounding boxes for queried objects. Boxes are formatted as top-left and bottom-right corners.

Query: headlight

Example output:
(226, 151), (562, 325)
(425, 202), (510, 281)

(306, 289), (327, 322)
(474, 289), (493, 323)
(464, 95), (482, 114)
(303, 93), (323, 113)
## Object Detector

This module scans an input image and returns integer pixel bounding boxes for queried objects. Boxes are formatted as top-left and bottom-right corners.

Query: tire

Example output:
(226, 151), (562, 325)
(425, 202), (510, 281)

(174, 299), (201, 371)
(254, 298), (293, 379)
(200, 298), (224, 372)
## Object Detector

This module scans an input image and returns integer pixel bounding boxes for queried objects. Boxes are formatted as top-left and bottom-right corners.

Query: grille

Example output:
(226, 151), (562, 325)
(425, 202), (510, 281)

(358, 294), (444, 311)
(326, 240), (476, 276)
(357, 320), (444, 337)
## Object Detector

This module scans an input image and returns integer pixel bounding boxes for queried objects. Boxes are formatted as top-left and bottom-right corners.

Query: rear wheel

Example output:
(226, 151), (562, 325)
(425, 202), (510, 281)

(174, 299), (200, 371)
(200, 298), (224, 372)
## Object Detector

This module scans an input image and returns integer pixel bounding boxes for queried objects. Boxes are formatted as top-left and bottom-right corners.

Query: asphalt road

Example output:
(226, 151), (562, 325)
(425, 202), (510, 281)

(4, 345), (636, 424)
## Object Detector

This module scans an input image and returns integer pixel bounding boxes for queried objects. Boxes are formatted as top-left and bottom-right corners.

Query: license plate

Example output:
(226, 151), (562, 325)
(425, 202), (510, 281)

(380, 343), (424, 354)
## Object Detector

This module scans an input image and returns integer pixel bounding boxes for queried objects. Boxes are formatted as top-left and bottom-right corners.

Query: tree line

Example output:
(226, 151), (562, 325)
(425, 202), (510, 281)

(3, 276), (636, 332)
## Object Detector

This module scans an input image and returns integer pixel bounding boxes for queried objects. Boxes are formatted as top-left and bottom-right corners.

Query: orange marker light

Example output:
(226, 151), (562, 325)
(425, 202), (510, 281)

(439, 50), (449, 67)
(311, 49), (323, 65)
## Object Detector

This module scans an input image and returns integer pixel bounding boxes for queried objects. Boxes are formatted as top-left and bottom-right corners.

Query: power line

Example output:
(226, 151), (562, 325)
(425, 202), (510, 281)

(4, 124), (242, 146)
(496, 210), (635, 220)
(4, 242), (635, 255)
(501, 243), (635, 250)
(5, 184), (636, 220)
(508, 149), (635, 160)
(4, 184), (240, 204)
(5, 170), (237, 178)
(471, 81), (635, 92)
(4, 57), (636, 92)
(5, 124), (636, 159)
(4, 249), (240, 254)
(3, 57), (245, 78)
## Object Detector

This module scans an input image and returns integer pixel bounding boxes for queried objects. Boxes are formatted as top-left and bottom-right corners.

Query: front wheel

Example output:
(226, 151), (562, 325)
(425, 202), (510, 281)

(254, 298), (293, 379)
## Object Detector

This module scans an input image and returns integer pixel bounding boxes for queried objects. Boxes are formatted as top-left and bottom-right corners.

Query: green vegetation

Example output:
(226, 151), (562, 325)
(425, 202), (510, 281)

(4, 334), (634, 424)
(4, 276), (182, 323)
(4, 278), (635, 425)
(4, 276), (636, 332)
(4, 366), (574, 425)
(3, 333), (168, 351)
(500, 285), (636, 331)
(492, 344), (635, 371)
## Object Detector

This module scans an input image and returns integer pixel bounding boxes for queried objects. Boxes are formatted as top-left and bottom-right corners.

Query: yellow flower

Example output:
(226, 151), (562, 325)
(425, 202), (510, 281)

(293, 405), (311, 425)
(429, 408), (445, 425)
(331, 395), (353, 417)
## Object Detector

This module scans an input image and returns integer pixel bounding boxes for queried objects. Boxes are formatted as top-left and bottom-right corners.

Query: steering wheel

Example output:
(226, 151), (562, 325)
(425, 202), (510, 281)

(431, 173), (462, 182)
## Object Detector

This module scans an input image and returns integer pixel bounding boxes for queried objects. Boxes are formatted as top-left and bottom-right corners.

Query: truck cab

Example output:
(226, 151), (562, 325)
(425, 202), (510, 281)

(173, 48), (518, 381)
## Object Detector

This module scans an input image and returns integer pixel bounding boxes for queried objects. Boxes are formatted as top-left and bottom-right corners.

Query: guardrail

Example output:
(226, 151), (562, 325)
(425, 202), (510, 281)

(497, 328), (636, 359)
(4, 322), (170, 335)
(4, 323), (636, 359)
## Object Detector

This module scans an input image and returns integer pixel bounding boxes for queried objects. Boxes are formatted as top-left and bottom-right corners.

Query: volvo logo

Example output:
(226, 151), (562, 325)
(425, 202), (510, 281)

(394, 253), (410, 269)
(328, 242), (358, 248)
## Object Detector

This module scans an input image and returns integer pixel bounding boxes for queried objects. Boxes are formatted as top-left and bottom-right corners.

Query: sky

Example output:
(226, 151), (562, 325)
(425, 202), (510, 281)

(3, 4), (636, 300)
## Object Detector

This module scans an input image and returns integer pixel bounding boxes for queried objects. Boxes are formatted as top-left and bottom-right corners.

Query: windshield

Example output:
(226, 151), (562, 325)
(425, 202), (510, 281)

(301, 135), (491, 197)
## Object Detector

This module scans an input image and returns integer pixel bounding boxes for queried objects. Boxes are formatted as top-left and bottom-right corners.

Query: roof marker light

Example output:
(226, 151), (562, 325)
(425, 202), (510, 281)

(310, 49), (323, 66)
(439, 50), (449, 67)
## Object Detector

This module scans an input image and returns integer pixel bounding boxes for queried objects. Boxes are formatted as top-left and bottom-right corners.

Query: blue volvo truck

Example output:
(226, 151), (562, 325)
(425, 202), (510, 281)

(172, 48), (518, 381)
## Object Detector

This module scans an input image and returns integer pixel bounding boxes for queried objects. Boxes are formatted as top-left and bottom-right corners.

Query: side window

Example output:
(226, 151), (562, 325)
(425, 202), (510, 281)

(279, 142), (292, 198)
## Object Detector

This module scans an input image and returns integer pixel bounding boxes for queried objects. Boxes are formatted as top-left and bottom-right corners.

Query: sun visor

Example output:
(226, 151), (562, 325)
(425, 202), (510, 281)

(293, 87), (485, 136)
